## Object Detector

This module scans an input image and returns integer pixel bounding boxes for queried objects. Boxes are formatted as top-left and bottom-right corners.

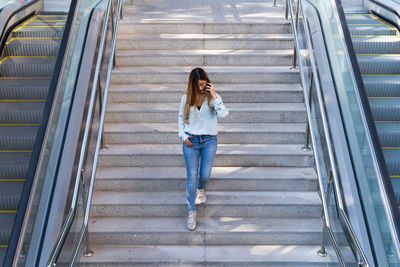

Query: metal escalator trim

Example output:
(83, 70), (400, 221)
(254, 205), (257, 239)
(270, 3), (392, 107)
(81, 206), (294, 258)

(12, 15), (38, 33)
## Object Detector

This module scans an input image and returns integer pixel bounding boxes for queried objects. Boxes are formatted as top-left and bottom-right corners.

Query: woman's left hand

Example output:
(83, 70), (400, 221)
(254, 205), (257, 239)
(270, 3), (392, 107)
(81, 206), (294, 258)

(206, 83), (217, 99)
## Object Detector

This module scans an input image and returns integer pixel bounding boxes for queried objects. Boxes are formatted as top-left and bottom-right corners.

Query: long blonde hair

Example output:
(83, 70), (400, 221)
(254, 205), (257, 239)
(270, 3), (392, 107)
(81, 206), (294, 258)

(184, 68), (214, 124)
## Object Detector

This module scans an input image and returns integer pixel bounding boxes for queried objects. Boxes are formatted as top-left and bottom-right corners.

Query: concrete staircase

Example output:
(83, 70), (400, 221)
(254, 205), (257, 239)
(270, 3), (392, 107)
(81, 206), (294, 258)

(79, 0), (341, 265)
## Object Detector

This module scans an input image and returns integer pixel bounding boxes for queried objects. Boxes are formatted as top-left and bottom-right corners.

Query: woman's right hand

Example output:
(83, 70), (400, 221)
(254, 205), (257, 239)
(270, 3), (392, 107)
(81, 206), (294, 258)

(184, 136), (193, 147)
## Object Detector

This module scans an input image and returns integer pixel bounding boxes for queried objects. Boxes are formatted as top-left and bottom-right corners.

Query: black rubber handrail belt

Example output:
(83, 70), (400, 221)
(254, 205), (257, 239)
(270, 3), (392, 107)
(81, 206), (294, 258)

(3, 0), (79, 265)
(367, 0), (400, 30)
(333, 0), (400, 252)
(0, 0), (40, 55)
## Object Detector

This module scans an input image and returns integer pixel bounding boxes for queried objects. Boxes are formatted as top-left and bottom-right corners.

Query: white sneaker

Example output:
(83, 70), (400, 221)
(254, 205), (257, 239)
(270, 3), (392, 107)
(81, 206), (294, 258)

(187, 210), (197, 231)
(195, 189), (206, 204)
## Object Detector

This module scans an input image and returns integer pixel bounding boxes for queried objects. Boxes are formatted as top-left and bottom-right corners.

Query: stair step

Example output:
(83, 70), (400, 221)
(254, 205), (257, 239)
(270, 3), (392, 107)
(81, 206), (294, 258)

(108, 83), (303, 103)
(0, 57), (56, 77)
(12, 26), (64, 38)
(118, 21), (291, 34)
(348, 25), (397, 36)
(111, 66), (299, 84)
(34, 15), (67, 21)
(73, 244), (346, 266)
(27, 21), (66, 26)
(105, 102), (306, 123)
(0, 213), (14, 244)
(124, 0), (286, 6)
(0, 101), (45, 124)
(116, 49), (293, 66)
(0, 181), (23, 210)
(95, 167), (317, 192)
(383, 149), (400, 176)
(376, 122), (400, 147)
(98, 144), (314, 167)
(0, 78), (50, 99)
(88, 217), (323, 245)
(5, 38), (61, 56)
(346, 18), (382, 25)
(0, 125), (38, 150)
(352, 36), (400, 54)
(362, 75), (400, 97)
(357, 54), (400, 75)
(0, 152), (31, 179)
(121, 0), (288, 22)
(117, 33), (293, 50)
(90, 191), (321, 218)
(370, 98), (400, 121)
(104, 122), (306, 144)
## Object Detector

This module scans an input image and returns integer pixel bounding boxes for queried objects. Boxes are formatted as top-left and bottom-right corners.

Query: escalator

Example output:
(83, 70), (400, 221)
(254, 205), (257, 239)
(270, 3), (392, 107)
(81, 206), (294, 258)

(345, 13), (400, 211)
(0, 12), (66, 265)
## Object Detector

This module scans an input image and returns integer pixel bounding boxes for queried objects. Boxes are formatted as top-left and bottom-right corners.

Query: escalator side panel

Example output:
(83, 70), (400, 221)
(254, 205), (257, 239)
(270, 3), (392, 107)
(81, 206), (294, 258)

(346, 13), (400, 211)
(0, 13), (66, 266)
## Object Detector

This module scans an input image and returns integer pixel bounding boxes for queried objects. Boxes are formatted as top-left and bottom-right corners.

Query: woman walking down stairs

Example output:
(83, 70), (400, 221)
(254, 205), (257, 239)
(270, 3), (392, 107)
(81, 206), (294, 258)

(78, 0), (347, 265)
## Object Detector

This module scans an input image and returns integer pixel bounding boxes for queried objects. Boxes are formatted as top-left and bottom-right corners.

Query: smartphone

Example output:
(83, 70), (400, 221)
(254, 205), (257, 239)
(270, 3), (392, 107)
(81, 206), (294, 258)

(206, 83), (210, 91)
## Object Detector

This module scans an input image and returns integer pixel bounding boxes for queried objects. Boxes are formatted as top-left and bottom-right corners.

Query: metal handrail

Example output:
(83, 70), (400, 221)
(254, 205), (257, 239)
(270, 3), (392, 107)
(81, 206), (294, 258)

(46, 0), (122, 265)
(286, 0), (369, 265)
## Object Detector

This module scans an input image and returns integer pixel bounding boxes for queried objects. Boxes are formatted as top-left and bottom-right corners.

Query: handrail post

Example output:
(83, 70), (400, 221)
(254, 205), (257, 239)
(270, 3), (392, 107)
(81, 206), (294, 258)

(319, 170), (332, 257)
(111, 0), (115, 38)
(121, 0), (124, 20)
(97, 74), (105, 149)
(285, 0), (289, 19)
(302, 73), (313, 151)
(84, 225), (93, 257)
(292, 0), (300, 68)
(81, 172), (93, 258)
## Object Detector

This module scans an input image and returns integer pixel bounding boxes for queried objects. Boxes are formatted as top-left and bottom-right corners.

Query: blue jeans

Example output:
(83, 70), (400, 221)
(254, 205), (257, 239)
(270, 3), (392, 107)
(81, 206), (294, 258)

(182, 134), (217, 211)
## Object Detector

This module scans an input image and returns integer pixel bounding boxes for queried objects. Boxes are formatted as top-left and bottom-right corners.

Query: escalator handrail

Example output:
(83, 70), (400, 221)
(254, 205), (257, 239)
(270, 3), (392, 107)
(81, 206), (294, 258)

(330, 0), (400, 260)
(287, 0), (370, 265)
(46, 0), (122, 265)
(365, 0), (400, 28)
(3, 0), (81, 265)
(0, 0), (40, 55)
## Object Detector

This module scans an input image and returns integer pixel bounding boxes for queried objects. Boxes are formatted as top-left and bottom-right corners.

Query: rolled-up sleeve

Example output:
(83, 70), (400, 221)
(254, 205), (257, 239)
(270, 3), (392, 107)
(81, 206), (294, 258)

(211, 93), (229, 118)
(178, 94), (189, 142)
